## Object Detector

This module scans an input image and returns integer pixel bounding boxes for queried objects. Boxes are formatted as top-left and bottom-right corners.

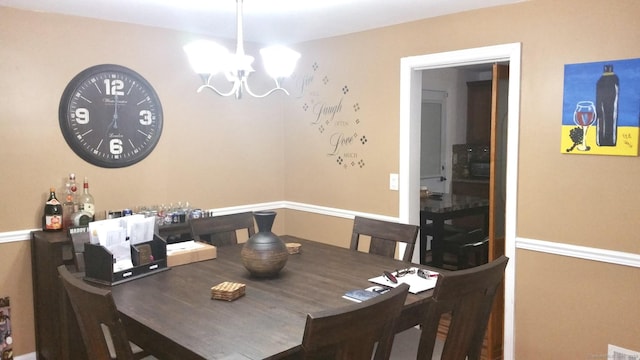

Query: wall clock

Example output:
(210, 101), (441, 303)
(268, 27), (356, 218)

(59, 64), (163, 168)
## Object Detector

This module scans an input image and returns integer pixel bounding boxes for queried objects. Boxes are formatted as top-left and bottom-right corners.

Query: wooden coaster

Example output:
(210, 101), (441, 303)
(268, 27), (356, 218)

(211, 281), (246, 301)
(286, 242), (301, 254)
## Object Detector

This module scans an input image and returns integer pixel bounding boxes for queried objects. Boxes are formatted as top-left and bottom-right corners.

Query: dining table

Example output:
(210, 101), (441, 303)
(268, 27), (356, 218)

(420, 193), (489, 267)
(110, 235), (443, 360)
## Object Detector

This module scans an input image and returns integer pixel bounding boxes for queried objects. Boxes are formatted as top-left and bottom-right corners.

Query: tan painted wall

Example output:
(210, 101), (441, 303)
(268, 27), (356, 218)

(0, 7), (287, 232)
(1, 0), (639, 357)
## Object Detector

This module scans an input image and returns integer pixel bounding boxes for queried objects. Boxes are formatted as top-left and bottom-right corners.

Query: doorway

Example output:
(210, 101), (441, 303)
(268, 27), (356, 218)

(398, 43), (521, 359)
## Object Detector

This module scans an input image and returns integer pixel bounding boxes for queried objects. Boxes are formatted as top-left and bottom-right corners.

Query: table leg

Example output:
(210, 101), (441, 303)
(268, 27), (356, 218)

(431, 218), (445, 268)
(419, 211), (427, 265)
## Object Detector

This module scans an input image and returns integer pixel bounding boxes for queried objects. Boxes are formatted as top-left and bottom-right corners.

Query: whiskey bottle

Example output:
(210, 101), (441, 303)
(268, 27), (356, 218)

(77, 177), (95, 222)
(43, 187), (63, 231)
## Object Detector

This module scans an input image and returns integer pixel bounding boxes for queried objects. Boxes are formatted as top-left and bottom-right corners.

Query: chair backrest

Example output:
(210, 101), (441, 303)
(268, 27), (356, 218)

(69, 228), (91, 272)
(415, 256), (509, 360)
(189, 212), (256, 247)
(301, 283), (410, 360)
(442, 228), (489, 270)
(350, 216), (419, 262)
(57, 265), (135, 360)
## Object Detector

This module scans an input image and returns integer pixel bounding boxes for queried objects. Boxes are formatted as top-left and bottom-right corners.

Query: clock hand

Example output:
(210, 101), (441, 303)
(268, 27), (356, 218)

(112, 93), (119, 130)
(105, 93), (119, 136)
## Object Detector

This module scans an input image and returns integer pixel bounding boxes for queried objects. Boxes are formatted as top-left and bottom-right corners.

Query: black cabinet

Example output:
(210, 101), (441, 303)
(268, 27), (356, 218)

(466, 80), (492, 145)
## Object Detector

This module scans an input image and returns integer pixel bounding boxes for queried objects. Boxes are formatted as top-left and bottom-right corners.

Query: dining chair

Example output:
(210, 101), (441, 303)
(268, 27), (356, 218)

(299, 283), (410, 360)
(189, 211), (256, 247)
(57, 265), (153, 360)
(350, 216), (419, 262)
(441, 228), (488, 270)
(69, 228), (91, 272)
(390, 256), (509, 360)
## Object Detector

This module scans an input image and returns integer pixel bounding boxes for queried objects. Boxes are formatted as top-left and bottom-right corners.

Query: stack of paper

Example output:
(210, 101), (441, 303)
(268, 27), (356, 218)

(88, 215), (156, 271)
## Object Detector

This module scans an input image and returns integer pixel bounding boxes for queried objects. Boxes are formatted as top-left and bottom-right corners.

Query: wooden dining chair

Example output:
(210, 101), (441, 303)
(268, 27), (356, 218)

(57, 265), (152, 360)
(69, 228), (91, 272)
(390, 256), (509, 360)
(350, 216), (419, 262)
(189, 211), (256, 247)
(298, 283), (410, 360)
(441, 228), (489, 270)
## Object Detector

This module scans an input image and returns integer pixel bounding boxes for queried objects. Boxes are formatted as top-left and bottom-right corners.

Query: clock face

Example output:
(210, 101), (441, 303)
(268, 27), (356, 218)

(59, 64), (163, 168)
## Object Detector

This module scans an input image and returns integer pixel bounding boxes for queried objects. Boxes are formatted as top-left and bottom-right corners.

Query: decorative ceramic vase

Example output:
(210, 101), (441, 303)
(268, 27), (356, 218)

(241, 211), (289, 277)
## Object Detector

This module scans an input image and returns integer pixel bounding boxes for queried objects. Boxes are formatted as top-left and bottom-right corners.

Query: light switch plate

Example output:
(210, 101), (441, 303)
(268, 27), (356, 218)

(389, 173), (399, 191)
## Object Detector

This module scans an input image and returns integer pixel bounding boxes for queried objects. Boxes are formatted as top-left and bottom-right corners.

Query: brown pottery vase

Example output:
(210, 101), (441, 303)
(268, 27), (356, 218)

(241, 211), (289, 277)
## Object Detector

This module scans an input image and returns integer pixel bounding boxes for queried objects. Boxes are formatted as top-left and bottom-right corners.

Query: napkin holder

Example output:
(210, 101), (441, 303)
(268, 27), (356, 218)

(84, 235), (169, 286)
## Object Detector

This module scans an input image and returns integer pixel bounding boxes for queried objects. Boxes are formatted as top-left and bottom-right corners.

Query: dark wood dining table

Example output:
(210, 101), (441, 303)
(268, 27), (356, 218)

(110, 235), (442, 360)
(420, 194), (489, 267)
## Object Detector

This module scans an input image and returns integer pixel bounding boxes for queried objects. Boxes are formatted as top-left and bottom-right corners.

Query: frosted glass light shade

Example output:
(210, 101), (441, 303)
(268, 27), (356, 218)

(260, 46), (301, 79)
(184, 40), (230, 75)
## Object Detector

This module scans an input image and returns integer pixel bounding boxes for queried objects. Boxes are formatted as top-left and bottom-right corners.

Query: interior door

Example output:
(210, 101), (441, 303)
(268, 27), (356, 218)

(420, 90), (448, 193)
(487, 63), (509, 360)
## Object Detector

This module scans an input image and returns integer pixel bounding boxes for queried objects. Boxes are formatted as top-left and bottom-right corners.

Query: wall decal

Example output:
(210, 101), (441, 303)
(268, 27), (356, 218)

(561, 57), (640, 156)
(292, 61), (368, 169)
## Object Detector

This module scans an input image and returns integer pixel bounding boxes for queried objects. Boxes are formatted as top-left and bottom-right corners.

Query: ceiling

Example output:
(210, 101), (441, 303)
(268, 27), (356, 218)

(0, 0), (524, 44)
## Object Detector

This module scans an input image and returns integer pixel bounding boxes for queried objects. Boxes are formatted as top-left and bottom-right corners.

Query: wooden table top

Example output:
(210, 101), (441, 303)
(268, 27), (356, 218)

(110, 235), (440, 360)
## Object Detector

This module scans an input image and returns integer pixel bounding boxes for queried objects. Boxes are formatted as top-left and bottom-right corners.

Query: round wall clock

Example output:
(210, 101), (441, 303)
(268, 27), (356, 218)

(59, 64), (163, 168)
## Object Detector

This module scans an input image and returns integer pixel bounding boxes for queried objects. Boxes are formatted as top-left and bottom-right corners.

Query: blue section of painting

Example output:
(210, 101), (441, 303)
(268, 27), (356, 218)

(563, 58), (640, 127)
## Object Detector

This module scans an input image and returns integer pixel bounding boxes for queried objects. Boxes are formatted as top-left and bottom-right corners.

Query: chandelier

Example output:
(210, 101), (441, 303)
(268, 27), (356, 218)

(183, 0), (301, 99)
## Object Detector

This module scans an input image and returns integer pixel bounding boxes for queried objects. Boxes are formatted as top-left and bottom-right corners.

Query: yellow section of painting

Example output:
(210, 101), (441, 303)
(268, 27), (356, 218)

(560, 125), (639, 156)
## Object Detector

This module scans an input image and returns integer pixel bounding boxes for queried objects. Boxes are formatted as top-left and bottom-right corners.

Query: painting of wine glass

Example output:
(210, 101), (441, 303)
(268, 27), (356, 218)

(561, 57), (640, 156)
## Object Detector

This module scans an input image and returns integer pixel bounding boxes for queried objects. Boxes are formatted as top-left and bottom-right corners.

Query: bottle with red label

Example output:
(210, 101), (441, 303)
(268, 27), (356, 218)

(43, 187), (63, 231)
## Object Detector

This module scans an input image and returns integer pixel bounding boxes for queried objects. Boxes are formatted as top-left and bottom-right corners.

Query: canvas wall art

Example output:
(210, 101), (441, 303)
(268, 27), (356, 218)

(561, 57), (640, 156)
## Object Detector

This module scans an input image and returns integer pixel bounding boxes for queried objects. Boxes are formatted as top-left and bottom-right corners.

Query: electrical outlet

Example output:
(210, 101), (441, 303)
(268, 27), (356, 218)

(389, 173), (399, 191)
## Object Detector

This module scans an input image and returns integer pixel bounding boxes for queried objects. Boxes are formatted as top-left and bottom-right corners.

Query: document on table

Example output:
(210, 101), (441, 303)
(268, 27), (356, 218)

(166, 240), (208, 255)
(368, 267), (439, 294)
(111, 240), (134, 272)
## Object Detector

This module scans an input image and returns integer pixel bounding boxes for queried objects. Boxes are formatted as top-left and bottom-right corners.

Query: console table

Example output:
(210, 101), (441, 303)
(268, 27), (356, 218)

(30, 223), (193, 359)
(31, 231), (87, 360)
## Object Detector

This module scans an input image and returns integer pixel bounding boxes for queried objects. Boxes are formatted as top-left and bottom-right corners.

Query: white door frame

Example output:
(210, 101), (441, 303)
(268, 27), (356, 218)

(398, 43), (521, 359)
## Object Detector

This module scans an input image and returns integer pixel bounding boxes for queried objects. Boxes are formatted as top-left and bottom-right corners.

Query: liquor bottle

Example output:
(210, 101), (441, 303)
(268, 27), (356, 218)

(77, 177), (95, 222)
(43, 187), (63, 231)
(596, 64), (619, 146)
(62, 173), (78, 229)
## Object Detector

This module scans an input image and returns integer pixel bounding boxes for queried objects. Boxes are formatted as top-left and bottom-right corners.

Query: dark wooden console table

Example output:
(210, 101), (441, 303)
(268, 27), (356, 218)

(30, 223), (193, 359)
(31, 231), (87, 360)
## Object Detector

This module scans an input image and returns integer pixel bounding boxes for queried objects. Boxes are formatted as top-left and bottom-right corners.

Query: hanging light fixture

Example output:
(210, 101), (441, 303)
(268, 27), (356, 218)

(184, 0), (301, 99)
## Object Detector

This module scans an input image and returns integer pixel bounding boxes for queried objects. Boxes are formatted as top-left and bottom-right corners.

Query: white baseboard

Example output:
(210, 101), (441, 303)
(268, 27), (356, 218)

(516, 237), (640, 268)
(14, 352), (36, 360)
